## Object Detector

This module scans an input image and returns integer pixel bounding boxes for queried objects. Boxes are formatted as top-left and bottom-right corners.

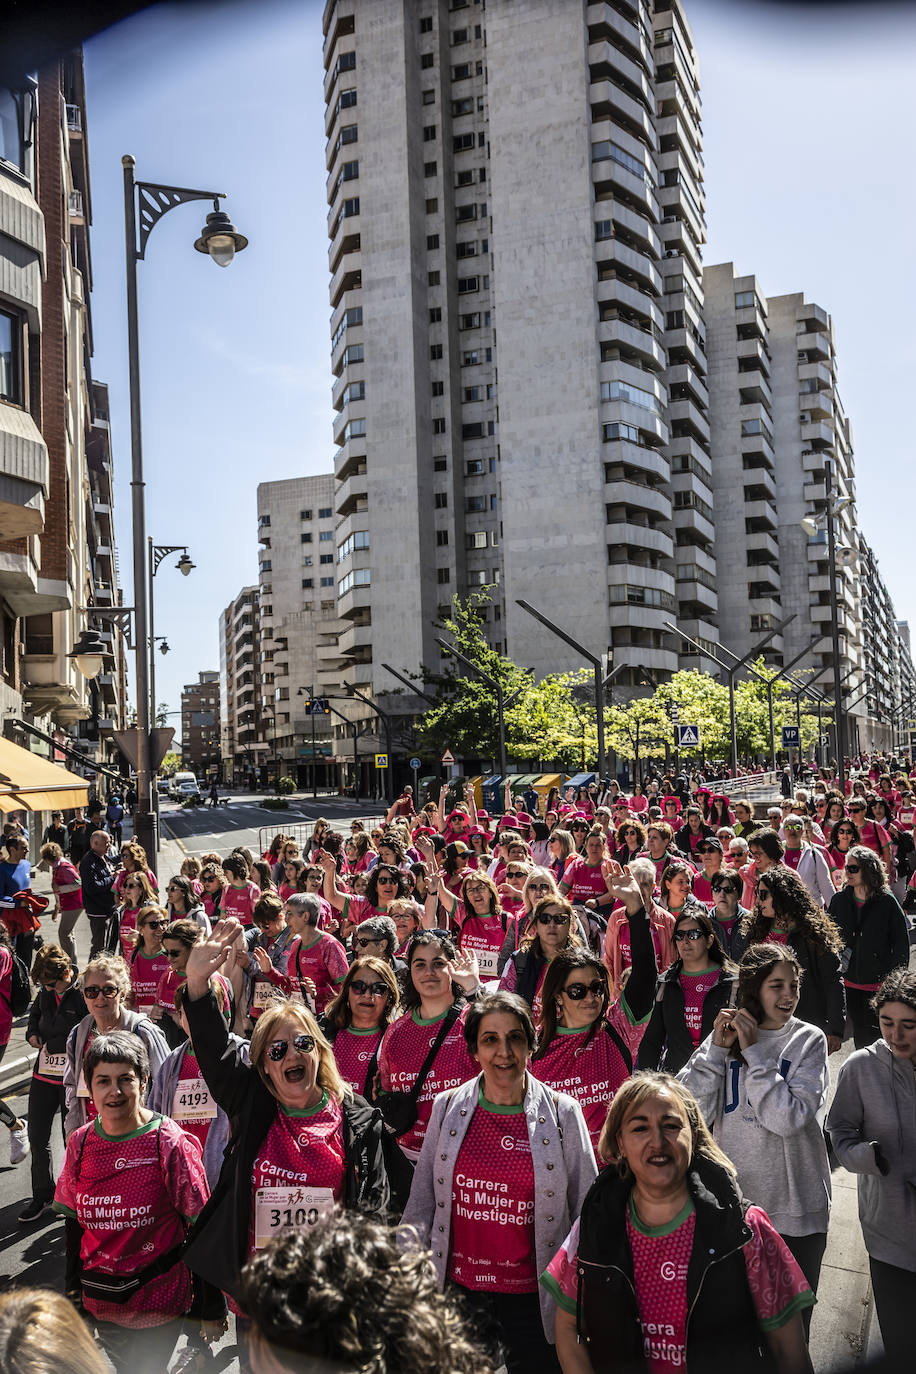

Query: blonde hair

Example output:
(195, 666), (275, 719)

(598, 1070), (735, 1173)
(249, 1002), (351, 1102)
(122, 870), (156, 907)
(0, 1288), (109, 1374)
(81, 953), (131, 999)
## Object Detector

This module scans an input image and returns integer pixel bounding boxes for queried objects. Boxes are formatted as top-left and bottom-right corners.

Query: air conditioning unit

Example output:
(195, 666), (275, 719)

(664, 250), (680, 258)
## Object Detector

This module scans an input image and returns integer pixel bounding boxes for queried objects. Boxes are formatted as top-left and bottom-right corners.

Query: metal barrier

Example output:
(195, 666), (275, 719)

(258, 816), (388, 858)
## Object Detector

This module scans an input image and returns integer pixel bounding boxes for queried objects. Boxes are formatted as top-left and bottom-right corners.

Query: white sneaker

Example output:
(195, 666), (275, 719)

(9, 1124), (29, 1164)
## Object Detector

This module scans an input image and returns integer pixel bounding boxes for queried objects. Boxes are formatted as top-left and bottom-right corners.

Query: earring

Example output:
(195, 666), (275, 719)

(616, 1156), (631, 1180)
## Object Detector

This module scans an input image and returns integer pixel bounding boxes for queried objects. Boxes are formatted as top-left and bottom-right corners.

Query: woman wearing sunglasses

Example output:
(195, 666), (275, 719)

(114, 870), (156, 958)
(319, 851), (414, 940)
(559, 829), (615, 913)
(155, 920), (222, 1051)
(128, 908), (172, 1017)
(199, 864), (228, 923)
(499, 895), (585, 1023)
(179, 918), (388, 1317)
(546, 829), (576, 884)
(637, 909), (737, 1075)
(828, 845), (910, 1048)
(613, 819), (646, 868)
(322, 957), (400, 1097)
(163, 874), (209, 933)
(63, 954), (169, 1138)
(531, 869), (657, 1155)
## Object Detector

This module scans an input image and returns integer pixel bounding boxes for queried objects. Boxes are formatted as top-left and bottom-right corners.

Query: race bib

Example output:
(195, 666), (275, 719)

(172, 1076), (217, 1122)
(37, 1048), (67, 1079)
(76, 1067), (90, 1098)
(253, 1186), (334, 1251)
(253, 980), (285, 1012)
(475, 945), (499, 979)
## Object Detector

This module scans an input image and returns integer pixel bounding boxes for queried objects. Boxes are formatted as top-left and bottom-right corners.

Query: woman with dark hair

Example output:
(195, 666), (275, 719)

(546, 829), (576, 883)
(828, 844), (910, 1048)
(736, 865), (845, 1049)
(826, 816), (860, 883)
(613, 819), (646, 867)
(41, 841), (83, 964)
(128, 908), (171, 1016)
(706, 795), (734, 829)
(220, 855), (260, 928)
(681, 943), (832, 1309)
(544, 1072), (814, 1374)
(376, 930), (480, 1160)
(560, 829), (612, 909)
(250, 860), (276, 894)
(498, 895), (584, 1022)
(430, 870), (512, 980)
(377, 835), (408, 870)
(658, 861), (705, 923)
(263, 833), (288, 869)
(637, 908), (737, 1074)
(827, 967), (916, 1361)
(530, 869), (656, 1154)
(322, 956), (399, 1098)
(403, 990), (595, 1373)
(319, 852), (414, 936)
(163, 873), (209, 933)
(279, 858), (305, 902)
(116, 871), (157, 958)
(199, 864), (227, 924)
(344, 832), (376, 879)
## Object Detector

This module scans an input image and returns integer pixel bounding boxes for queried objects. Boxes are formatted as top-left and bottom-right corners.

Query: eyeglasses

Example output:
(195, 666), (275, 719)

(563, 980), (606, 1000)
(527, 881), (551, 893)
(143, 920), (168, 930)
(354, 936), (383, 948)
(350, 980), (389, 997)
(537, 912), (569, 926)
(845, 864), (860, 874)
(267, 1033), (316, 1062)
(167, 884), (181, 892)
(711, 884), (737, 895)
(376, 876), (397, 887)
(506, 870), (527, 879)
(837, 827), (855, 835)
(84, 984), (118, 1000)
(674, 929), (706, 944)
(163, 947), (183, 960)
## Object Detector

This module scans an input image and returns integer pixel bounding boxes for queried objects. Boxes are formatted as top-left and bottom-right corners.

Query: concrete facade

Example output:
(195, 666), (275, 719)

(321, 0), (716, 705)
(181, 670), (220, 776)
(219, 585), (261, 785)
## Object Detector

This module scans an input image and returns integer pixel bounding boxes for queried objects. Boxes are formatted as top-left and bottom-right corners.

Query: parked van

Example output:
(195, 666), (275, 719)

(168, 770), (197, 799)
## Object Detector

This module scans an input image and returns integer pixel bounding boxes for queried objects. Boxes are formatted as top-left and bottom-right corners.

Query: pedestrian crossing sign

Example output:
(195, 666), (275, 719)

(374, 753), (388, 768)
(676, 724), (700, 748)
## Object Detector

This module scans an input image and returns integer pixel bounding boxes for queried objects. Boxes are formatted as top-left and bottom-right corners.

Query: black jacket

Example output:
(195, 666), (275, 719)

(574, 1155), (776, 1373)
(731, 924), (845, 1038)
(27, 981), (87, 1055)
(828, 887), (910, 987)
(637, 961), (738, 1074)
(674, 823), (713, 858)
(182, 990), (389, 1299)
(78, 851), (116, 917)
(67, 819), (91, 864)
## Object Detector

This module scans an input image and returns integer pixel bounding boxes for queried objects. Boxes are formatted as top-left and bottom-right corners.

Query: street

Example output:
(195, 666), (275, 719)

(158, 793), (389, 860)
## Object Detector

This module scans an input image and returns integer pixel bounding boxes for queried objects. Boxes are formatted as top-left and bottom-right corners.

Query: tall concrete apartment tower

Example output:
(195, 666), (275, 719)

(322, 0), (715, 712)
(704, 263), (861, 722)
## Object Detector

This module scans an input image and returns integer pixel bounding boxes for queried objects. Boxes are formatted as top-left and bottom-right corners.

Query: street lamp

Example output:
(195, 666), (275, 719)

(514, 599), (610, 780)
(434, 637), (526, 778)
(123, 152), (246, 864)
(148, 540), (194, 770)
(343, 684), (394, 803)
(68, 628), (107, 682)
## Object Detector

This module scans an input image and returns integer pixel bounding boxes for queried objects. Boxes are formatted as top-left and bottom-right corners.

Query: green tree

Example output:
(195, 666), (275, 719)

(160, 750), (181, 775)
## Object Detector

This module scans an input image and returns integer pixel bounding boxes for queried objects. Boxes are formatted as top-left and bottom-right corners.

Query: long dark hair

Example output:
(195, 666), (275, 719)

(533, 949), (609, 1058)
(829, 818), (860, 850)
(671, 908), (729, 971)
(736, 941), (803, 1031)
(401, 931), (464, 1011)
(323, 956), (399, 1031)
(365, 864), (409, 908)
(742, 864), (843, 955)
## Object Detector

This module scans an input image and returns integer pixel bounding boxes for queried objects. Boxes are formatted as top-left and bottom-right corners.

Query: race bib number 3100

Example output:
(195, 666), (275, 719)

(253, 1186), (334, 1251)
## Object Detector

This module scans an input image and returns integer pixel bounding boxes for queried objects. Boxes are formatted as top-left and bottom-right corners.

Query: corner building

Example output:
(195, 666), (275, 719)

(322, 0), (717, 709)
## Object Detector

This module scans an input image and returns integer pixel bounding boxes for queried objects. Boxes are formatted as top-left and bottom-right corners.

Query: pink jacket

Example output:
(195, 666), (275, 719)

(603, 901), (676, 996)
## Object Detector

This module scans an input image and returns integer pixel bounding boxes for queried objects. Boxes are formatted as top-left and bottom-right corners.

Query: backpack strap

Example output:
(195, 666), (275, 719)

(408, 1002), (462, 1108)
(601, 1019), (633, 1075)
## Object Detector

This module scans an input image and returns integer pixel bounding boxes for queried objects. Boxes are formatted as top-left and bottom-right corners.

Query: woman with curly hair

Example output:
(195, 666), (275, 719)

(736, 865), (846, 1051)
(680, 943), (832, 1312)
(828, 844), (910, 1048)
(658, 861), (705, 922)
(240, 1212), (495, 1374)
(826, 816), (860, 883)
(319, 852), (415, 938)
(613, 818), (646, 867)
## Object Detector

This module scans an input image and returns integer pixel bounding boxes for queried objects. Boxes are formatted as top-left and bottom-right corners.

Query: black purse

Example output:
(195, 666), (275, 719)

(375, 1003), (461, 1136)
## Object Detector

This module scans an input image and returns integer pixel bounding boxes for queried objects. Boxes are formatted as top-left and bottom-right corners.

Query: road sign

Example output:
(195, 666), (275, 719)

(675, 724), (700, 748)
(782, 726), (801, 748)
(112, 727), (175, 772)
(441, 749), (456, 765)
(305, 698), (329, 715)
(409, 756), (421, 771)
(374, 753), (388, 768)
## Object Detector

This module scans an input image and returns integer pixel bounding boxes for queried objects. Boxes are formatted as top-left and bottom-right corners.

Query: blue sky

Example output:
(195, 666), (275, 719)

(84, 0), (916, 716)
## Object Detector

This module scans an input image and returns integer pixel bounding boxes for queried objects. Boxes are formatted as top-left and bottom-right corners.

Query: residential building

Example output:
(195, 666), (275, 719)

(858, 546), (916, 754)
(256, 475), (343, 787)
(181, 670), (220, 777)
(321, 0), (717, 722)
(219, 585), (262, 786)
(0, 51), (128, 775)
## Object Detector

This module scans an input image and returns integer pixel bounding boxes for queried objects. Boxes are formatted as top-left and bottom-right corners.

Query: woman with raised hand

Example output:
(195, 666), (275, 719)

(178, 917), (388, 1314)
(321, 956), (399, 1098)
(402, 990), (596, 1374)
(680, 943), (831, 1316)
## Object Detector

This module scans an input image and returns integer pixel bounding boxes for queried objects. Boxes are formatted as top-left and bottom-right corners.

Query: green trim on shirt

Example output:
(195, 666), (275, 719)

(344, 1025), (383, 1036)
(620, 986), (653, 1027)
(556, 1023), (591, 1036)
(679, 967), (718, 978)
(136, 948), (166, 961)
(627, 1192), (695, 1237)
(93, 1113), (163, 1143)
(280, 1088), (330, 1119)
(477, 1083), (525, 1114)
(411, 1006), (451, 1027)
(540, 1269), (576, 1315)
(758, 1290), (816, 1331)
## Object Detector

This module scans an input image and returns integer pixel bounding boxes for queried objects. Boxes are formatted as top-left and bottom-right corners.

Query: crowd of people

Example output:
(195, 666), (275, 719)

(0, 759), (913, 1373)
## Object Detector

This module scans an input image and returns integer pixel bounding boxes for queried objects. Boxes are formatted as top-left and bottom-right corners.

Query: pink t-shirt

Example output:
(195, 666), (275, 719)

(52, 859), (83, 911)
(679, 968), (721, 1047)
(118, 907), (139, 958)
(292, 932), (349, 1014)
(615, 919), (667, 974)
(458, 912), (514, 981)
(222, 881), (260, 927)
(542, 1205), (814, 1359)
(561, 857), (608, 903)
(53, 1115), (209, 1327)
(378, 1005), (476, 1158)
(498, 958), (549, 1025)
(691, 874), (717, 907)
(447, 1093), (537, 1293)
(331, 1025), (384, 1097)
(247, 1092), (345, 1262)
(783, 848), (802, 871)
(0, 948), (12, 1046)
(169, 1047), (214, 1156)
(130, 949), (171, 1012)
(530, 1001), (642, 1156)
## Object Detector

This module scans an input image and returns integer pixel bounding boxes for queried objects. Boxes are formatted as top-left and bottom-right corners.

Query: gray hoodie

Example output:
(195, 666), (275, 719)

(827, 1038), (916, 1272)
(679, 1016), (831, 1236)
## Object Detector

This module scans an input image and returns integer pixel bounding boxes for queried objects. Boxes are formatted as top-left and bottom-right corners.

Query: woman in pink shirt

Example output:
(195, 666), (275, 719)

(220, 855), (260, 928)
(41, 842), (83, 964)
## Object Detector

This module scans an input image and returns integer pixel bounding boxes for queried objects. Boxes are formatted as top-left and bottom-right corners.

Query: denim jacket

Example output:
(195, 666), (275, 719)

(400, 1072), (597, 1340)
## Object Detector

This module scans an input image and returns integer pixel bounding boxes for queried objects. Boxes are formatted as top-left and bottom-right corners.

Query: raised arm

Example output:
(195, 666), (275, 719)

(605, 863), (656, 1022)
(317, 849), (349, 912)
(184, 918), (259, 1117)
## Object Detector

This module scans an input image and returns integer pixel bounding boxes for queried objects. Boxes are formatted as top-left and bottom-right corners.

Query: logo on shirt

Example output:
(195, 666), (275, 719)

(500, 1136), (517, 1151)
(113, 1156), (158, 1171)
(660, 1260), (688, 1282)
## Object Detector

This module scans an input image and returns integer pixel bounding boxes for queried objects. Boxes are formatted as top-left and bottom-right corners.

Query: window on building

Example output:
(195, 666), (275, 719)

(0, 87), (31, 173)
(456, 204), (477, 223)
(431, 380), (444, 396)
(428, 270), (440, 286)
(302, 578), (313, 589)
(452, 97), (474, 115)
(433, 456), (448, 472)
(430, 343), (443, 360)
(456, 240), (477, 259)
(422, 89), (435, 105)
(466, 495), (487, 512)
(320, 577), (334, 587)
(420, 16), (433, 32)
(456, 169), (474, 187)
(301, 532), (312, 543)
(432, 417), (446, 433)
(452, 27), (469, 44)
(303, 556), (313, 567)
(457, 275), (479, 293)
(601, 379), (662, 414)
(467, 531), (488, 548)
(0, 310), (21, 405)
(320, 553), (334, 564)
(452, 62), (471, 80)
(339, 89), (357, 110)
(423, 125), (437, 141)
(341, 159), (359, 180)
(342, 343), (364, 365)
(735, 291), (755, 309)
(434, 492), (448, 508)
(426, 197), (438, 213)
(318, 506), (332, 518)
(437, 568), (451, 584)
(421, 52), (435, 69)
(460, 312), (481, 329)
(427, 233), (440, 249)
(319, 530), (333, 541)
(453, 132), (475, 152)
(341, 124), (358, 145)
(436, 529), (449, 546)
(424, 161), (437, 177)
(429, 307), (442, 323)
(463, 386), (481, 402)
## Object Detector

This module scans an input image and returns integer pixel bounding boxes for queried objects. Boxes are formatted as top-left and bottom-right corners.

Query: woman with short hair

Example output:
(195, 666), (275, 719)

(41, 841), (83, 963)
(163, 874), (209, 933)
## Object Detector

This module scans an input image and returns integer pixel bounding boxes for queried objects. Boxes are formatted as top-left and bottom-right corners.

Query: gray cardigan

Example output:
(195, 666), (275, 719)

(63, 1008), (170, 1137)
(827, 1038), (916, 1272)
(400, 1072), (597, 1340)
(148, 1034), (250, 1187)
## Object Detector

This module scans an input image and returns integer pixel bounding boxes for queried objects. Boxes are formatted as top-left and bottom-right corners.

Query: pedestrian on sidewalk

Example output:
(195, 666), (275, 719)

(40, 842), (83, 964)
(67, 807), (92, 865)
(78, 831), (119, 959)
(827, 967), (916, 1364)
(41, 812), (68, 852)
(0, 922), (29, 1166)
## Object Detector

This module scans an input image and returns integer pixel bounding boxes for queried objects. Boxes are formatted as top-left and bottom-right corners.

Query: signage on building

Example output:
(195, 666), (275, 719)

(782, 725), (801, 748)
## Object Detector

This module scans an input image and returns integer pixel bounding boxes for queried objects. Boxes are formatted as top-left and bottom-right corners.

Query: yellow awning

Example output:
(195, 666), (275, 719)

(0, 736), (90, 813)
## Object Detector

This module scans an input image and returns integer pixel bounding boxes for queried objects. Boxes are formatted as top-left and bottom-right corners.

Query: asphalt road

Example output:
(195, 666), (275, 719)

(158, 793), (390, 859)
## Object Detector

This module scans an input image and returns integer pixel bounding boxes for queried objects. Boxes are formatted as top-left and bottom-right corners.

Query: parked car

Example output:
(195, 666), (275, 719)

(169, 770), (197, 799)
(176, 780), (202, 802)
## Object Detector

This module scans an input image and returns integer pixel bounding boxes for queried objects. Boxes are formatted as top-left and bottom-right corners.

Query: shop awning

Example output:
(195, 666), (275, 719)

(0, 736), (90, 813)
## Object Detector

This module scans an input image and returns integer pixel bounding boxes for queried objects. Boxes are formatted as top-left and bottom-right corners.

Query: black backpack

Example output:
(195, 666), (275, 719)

(7, 952), (31, 1017)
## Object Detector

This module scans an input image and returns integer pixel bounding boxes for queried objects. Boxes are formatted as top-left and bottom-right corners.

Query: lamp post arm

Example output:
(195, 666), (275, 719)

(514, 599), (607, 778)
(133, 179), (227, 261)
(380, 662), (437, 706)
(435, 637), (507, 775)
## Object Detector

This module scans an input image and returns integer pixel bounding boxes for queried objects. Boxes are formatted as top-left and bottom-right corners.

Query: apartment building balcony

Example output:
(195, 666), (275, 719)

(655, 113), (703, 184)
(800, 390), (834, 422)
(675, 571), (718, 617)
(329, 258), (361, 313)
(606, 520), (674, 561)
(604, 479), (671, 520)
(796, 330), (832, 363)
(664, 326), (706, 370)
(735, 303), (767, 342)
(672, 503), (715, 544)
(592, 159), (658, 221)
(587, 42), (653, 108)
(736, 336), (770, 373)
(601, 238), (663, 296)
(334, 436), (367, 482)
(589, 78), (655, 145)
(0, 547), (69, 617)
(657, 183), (705, 251)
(667, 397), (709, 444)
(603, 437), (669, 484)
(798, 360), (833, 390)
(666, 363), (709, 408)
(335, 474), (368, 518)
(744, 498), (778, 527)
(803, 477), (827, 504)
(337, 621), (374, 659)
(598, 277), (665, 332)
(601, 317), (666, 371)
(796, 302), (829, 334)
(0, 403), (50, 541)
(587, 5), (654, 69)
(801, 419), (835, 449)
(744, 466), (777, 502)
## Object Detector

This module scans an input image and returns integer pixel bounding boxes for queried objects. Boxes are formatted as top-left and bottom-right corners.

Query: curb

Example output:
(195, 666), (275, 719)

(0, 1050), (36, 1097)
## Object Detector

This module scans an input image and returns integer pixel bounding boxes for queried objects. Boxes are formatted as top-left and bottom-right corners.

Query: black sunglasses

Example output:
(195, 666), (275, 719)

(143, 919), (168, 930)
(845, 864), (860, 874)
(563, 980), (606, 1000)
(84, 984), (118, 1000)
(537, 912), (569, 926)
(674, 929), (706, 943)
(350, 979), (389, 997)
(354, 935), (382, 948)
(267, 1033), (315, 1062)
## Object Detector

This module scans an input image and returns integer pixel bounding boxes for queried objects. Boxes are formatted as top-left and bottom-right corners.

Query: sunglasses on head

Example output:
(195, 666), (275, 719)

(674, 929), (706, 943)
(537, 911), (569, 926)
(350, 979), (389, 997)
(563, 979), (606, 1000)
(84, 984), (118, 1000)
(267, 1033), (315, 1062)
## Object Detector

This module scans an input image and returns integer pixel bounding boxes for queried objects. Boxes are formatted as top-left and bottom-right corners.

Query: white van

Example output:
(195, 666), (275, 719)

(168, 770), (197, 799)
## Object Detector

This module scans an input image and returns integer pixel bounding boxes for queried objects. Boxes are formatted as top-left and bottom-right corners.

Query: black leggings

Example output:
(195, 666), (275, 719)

(450, 1284), (560, 1374)
(781, 1231), (827, 1337)
(869, 1256), (916, 1363)
(845, 986), (880, 1048)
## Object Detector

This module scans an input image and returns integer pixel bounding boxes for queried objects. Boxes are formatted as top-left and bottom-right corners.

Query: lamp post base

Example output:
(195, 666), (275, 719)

(133, 810), (159, 873)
